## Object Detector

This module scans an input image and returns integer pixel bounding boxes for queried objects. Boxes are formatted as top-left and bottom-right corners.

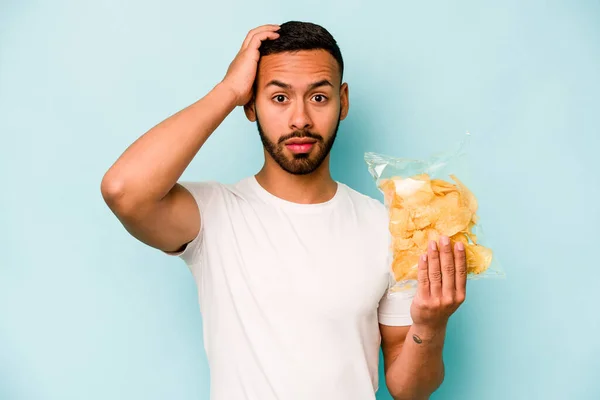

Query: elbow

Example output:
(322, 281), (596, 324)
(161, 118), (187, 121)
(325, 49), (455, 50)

(388, 387), (430, 400)
(101, 172), (125, 207)
(387, 369), (445, 400)
(100, 172), (144, 217)
(389, 388), (439, 400)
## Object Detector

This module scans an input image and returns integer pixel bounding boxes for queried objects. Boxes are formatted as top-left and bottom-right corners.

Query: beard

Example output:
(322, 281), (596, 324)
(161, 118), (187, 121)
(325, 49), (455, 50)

(256, 113), (341, 176)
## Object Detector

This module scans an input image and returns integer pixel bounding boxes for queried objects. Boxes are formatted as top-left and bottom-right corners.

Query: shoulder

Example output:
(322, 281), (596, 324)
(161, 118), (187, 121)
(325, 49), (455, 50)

(178, 177), (254, 205)
(340, 183), (387, 218)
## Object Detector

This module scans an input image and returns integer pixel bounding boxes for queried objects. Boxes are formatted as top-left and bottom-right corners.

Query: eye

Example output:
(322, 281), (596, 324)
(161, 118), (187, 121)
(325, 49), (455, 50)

(312, 94), (327, 103)
(273, 95), (287, 103)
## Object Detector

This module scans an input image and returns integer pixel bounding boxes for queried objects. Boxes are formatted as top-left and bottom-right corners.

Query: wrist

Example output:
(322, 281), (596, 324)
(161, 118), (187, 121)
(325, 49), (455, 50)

(410, 322), (447, 342)
(213, 81), (241, 108)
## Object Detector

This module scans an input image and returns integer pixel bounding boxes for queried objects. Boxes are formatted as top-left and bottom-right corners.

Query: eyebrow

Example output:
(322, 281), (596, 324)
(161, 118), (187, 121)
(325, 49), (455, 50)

(308, 79), (334, 90)
(265, 79), (334, 91)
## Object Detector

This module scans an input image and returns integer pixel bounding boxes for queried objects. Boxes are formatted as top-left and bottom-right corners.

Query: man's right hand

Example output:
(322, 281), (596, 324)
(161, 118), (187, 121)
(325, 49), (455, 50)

(221, 24), (280, 107)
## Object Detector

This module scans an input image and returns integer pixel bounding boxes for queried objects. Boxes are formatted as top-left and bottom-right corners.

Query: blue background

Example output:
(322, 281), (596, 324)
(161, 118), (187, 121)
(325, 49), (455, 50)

(1, 1), (599, 399)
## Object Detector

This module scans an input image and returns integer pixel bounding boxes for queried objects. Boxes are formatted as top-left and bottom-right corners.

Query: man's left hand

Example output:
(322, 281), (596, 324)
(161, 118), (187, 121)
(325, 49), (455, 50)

(410, 235), (467, 332)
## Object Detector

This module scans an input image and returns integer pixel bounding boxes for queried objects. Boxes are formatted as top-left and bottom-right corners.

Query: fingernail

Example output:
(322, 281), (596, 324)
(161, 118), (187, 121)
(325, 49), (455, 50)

(421, 254), (427, 262)
(457, 242), (465, 251)
(441, 235), (450, 246)
(429, 240), (437, 250)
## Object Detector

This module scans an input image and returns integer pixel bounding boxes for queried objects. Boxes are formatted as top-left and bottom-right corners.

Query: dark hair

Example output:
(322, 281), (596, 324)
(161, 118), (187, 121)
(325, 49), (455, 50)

(259, 21), (344, 81)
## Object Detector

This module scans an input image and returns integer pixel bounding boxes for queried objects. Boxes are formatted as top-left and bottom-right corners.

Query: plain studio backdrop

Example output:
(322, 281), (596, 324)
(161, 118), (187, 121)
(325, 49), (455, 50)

(1, 1), (599, 399)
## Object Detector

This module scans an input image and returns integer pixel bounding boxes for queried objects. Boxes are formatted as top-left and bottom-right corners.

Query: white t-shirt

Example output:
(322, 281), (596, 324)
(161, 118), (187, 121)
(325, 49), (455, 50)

(172, 176), (415, 400)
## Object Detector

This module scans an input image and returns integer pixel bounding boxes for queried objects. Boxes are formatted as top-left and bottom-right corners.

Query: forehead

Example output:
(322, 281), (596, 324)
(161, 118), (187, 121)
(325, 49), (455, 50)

(257, 50), (341, 88)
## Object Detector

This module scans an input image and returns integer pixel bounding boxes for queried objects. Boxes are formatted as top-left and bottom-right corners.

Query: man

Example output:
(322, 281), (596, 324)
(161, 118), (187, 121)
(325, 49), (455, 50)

(101, 21), (467, 400)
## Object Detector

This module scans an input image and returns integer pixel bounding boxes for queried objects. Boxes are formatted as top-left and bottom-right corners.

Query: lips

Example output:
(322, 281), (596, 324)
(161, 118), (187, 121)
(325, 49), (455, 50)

(284, 138), (317, 154)
(286, 139), (317, 145)
(286, 142), (315, 154)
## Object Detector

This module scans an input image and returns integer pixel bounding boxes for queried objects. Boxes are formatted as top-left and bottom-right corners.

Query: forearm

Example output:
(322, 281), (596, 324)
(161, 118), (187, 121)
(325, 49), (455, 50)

(386, 323), (447, 400)
(101, 82), (237, 209)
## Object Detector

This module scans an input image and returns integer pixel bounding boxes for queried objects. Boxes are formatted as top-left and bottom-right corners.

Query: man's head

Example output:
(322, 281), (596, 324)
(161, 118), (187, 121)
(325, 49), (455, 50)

(244, 21), (349, 176)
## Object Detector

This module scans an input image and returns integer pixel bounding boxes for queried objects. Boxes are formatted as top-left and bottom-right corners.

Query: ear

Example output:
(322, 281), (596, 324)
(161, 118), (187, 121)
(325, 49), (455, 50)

(339, 82), (349, 121)
(244, 98), (257, 122)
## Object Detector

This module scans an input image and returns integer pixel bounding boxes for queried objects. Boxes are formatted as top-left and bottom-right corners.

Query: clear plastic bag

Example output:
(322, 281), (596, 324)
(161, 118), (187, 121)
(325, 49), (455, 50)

(365, 133), (505, 294)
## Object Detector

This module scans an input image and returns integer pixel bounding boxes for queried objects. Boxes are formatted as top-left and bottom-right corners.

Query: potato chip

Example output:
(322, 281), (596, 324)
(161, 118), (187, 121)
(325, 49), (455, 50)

(431, 179), (457, 196)
(379, 179), (397, 206)
(465, 244), (493, 274)
(390, 192), (404, 210)
(434, 206), (472, 237)
(391, 248), (420, 281)
(465, 231), (478, 244)
(411, 203), (442, 230)
(423, 227), (441, 243)
(450, 174), (478, 214)
(411, 229), (428, 249)
(393, 236), (414, 252)
(389, 208), (414, 238)
(379, 173), (493, 281)
(450, 232), (469, 245)
(403, 181), (435, 207)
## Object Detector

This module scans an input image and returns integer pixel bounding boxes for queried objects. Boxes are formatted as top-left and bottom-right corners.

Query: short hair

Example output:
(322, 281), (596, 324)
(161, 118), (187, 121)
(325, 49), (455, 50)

(259, 21), (344, 81)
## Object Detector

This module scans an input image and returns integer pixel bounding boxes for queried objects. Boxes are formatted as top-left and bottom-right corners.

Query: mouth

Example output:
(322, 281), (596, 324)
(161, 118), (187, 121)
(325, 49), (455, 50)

(285, 139), (317, 154)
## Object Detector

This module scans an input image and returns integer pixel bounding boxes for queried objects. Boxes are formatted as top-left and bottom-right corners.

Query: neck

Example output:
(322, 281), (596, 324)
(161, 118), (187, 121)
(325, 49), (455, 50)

(255, 155), (338, 204)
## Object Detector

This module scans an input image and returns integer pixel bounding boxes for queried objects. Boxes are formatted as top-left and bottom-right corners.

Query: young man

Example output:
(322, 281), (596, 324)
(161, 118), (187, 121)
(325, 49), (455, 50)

(101, 21), (467, 400)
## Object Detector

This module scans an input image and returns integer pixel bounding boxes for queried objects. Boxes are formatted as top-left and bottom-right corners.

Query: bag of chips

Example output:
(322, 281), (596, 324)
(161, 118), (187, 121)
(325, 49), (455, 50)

(365, 133), (505, 293)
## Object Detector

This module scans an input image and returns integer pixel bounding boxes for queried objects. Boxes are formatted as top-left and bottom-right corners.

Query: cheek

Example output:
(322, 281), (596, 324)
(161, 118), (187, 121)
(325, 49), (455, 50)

(256, 97), (277, 116)
(256, 102), (285, 135)
(312, 104), (340, 128)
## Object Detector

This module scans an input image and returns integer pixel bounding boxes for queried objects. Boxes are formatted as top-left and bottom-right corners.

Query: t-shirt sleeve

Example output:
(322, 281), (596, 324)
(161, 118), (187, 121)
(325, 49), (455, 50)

(377, 287), (416, 326)
(164, 181), (221, 266)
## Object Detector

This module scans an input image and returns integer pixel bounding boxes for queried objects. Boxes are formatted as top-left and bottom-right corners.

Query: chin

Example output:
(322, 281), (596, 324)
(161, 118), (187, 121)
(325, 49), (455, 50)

(290, 152), (311, 159)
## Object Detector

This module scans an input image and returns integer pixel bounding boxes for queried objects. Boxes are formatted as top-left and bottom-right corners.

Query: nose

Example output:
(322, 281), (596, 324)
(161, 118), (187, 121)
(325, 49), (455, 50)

(289, 101), (313, 131)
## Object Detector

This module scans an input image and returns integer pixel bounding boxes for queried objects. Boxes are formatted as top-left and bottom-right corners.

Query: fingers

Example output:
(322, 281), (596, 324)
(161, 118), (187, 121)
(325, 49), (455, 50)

(242, 24), (280, 50)
(417, 253), (430, 299)
(439, 235), (456, 297)
(427, 240), (442, 297)
(454, 241), (467, 301)
(246, 30), (280, 52)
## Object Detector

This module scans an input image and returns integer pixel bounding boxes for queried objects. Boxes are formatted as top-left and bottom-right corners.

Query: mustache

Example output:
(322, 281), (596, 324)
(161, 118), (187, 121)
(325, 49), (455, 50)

(277, 130), (324, 144)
